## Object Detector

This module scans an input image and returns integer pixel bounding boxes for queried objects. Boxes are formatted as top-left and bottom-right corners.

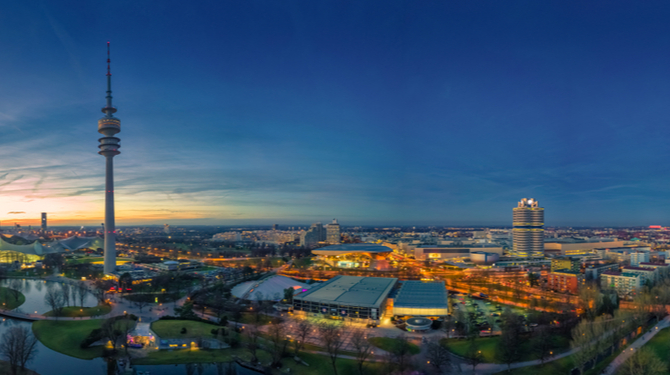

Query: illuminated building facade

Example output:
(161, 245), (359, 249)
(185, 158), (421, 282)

(41, 213), (47, 231)
(326, 219), (341, 244)
(511, 198), (544, 257)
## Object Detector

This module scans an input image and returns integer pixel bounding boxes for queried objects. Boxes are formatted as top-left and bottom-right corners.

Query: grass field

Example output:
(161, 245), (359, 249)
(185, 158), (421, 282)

(132, 347), (271, 365)
(0, 287), (25, 310)
(151, 320), (222, 339)
(645, 326), (670, 361)
(132, 345), (386, 374)
(44, 304), (111, 318)
(443, 334), (570, 363)
(32, 319), (104, 359)
(368, 337), (421, 355)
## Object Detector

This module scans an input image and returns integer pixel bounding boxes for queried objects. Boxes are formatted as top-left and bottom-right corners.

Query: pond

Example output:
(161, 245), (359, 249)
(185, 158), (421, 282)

(0, 279), (98, 314)
(0, 317), (263, 375)
(0, 318), (107, 374)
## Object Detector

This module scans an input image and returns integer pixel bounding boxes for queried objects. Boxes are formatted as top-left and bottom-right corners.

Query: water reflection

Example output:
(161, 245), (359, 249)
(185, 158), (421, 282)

(0, 279), (97, 314)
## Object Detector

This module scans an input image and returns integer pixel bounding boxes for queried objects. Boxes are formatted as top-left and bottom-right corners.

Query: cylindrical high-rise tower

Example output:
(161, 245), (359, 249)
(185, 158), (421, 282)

(512, 198), (544, 257)
(98, 42), (121, 275)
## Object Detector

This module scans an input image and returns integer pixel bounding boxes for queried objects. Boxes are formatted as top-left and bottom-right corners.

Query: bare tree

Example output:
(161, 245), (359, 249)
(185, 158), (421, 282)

(0, 326), (39, 375)
(133, 294), (152, 313)
(350, 328), (373, 375)
(44, 285), (65, 317)
(618, 347), (666, 375)
(319, 323), (345, 375)
(76, 281), (89, 307)
(292, 319), (312, 358)
(465, 336), (483, 372)
(531, 325), (554, 364)
(426, 339), (450, 374)
(60, 283), (71, 307)
(101, 318), (134, 353)
(243, 324), (262, 364)
(267, 322), (289, 367)
(390, 334), (414, 373)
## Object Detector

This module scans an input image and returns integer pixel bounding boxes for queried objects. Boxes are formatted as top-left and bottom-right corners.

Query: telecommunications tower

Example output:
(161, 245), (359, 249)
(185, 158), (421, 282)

(98, 42), (121, 274)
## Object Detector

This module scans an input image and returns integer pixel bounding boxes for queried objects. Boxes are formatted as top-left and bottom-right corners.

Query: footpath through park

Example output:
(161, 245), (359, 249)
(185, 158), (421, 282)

(602, 314), (670, 375)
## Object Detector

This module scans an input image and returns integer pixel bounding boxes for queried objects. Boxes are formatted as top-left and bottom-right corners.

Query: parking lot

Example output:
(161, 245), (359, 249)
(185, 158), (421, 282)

(451, 293), (529, 334)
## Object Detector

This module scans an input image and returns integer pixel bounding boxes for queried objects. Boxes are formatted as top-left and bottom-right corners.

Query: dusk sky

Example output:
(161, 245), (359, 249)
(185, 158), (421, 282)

(2, 1), (670, 227)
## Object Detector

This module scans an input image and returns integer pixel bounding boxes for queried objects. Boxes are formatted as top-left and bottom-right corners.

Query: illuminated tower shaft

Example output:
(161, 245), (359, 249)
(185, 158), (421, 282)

(98, 43), (121, 274)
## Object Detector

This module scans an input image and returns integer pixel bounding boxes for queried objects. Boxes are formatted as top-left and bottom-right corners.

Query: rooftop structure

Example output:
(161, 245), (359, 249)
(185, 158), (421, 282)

(231, 275), (310, 301)
(295, 275), (397, 309)
(392, 281), (449, 317)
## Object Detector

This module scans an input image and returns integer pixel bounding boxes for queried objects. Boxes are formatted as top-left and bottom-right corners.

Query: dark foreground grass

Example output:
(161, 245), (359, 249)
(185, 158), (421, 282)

(32, 319), (104, 359)
(0, 287), (25, 310)
(43, 304), (111, 318)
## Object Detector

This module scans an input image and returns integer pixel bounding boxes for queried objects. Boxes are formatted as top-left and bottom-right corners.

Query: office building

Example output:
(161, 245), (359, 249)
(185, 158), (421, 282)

(511, 198), (544, 257)
(292, 275), (398, 324)
(630, 251), (650, 266)
(584, 263), (619, 281)
(97, 43), (122, 274)
(41, 213), (47, 231)
(601, 271), (642, 297)
(621, 266), (658, 285)
(300, 222), (325, 247)
(326, 219), (341, 244)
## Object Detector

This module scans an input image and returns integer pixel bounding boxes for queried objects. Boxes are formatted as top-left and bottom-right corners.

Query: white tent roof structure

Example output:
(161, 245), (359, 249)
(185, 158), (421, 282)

(231, 275), (311, 301)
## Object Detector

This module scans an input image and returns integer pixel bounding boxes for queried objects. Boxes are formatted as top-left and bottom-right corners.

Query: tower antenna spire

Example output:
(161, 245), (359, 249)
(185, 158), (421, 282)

(98, 42), (121, 275)
(105, 42), (113, 113)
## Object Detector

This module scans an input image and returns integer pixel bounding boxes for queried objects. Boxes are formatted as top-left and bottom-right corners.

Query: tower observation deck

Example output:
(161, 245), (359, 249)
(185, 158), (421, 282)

(511, 198), (544, 257)
(98, 42), (121, 274)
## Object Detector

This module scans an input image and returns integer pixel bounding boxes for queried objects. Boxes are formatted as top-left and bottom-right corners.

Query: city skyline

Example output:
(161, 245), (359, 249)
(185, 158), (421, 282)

(2, 1), (670, 226)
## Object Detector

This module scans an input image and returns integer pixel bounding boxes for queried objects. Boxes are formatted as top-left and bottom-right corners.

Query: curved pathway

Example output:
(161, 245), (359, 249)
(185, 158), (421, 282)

(602, 315), (670, 375)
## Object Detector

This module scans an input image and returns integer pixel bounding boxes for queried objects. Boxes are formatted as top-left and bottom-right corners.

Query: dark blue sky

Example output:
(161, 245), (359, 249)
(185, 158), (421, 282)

(1, 1), (670, 226)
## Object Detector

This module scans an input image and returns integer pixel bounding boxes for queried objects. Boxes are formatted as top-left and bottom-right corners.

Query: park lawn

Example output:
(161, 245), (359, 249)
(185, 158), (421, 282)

(442, 334), (570, 364)
(132, 347), (272, 365)
(151, 319), (222, 339)
(32, 319), (104, 359)
(238, 312), (274, 325)
(282, 351), (386, 375)
(497, 348), (624, 375)
(645, 326), (670, 362)
(44, 304), (111, 318)
(368, 337), (420, 355)
(0, 286), (25, 310)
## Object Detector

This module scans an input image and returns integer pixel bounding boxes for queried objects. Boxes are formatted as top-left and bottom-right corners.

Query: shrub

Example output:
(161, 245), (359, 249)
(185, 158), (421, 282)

(181, 327), (187, 334)
(80, 328), (104, 348)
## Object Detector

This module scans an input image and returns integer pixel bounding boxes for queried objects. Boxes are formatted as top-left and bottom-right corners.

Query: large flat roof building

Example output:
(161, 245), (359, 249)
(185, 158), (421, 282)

(293, 275), (397, 323)
(392, 281), (449, 317)
(312, 244), (393, 256)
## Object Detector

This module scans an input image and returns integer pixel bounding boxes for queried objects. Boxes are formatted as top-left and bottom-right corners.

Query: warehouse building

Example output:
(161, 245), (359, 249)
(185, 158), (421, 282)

(292, 275), (397, 324)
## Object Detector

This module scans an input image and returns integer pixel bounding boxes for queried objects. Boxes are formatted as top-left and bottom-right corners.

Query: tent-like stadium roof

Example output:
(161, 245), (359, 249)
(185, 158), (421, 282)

(0, 235), (102, 257)
(312, 244), (393, 256)
(231, 275), (310, 301)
